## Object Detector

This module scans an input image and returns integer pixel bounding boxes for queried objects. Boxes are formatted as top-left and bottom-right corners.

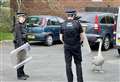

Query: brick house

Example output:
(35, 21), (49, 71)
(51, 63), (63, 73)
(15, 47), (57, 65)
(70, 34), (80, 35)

(10, 0), (120, 17)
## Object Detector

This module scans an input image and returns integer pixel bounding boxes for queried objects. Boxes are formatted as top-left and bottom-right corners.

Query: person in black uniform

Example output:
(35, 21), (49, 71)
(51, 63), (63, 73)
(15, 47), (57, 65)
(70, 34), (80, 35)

(60, 12), (84, 82)
(13, 13), (29, 80)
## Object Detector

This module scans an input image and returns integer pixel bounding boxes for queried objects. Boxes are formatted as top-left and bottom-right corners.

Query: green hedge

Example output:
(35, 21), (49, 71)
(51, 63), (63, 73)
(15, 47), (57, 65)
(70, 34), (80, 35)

(0, 7), (12, 32)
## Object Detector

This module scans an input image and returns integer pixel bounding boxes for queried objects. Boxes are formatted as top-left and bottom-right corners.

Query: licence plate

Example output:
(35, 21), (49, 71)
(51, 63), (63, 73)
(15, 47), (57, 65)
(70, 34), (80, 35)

(27, 35), (35, 39)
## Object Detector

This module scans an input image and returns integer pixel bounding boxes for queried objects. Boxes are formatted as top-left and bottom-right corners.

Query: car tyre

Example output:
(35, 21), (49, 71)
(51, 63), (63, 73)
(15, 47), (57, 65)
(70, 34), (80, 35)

(45, 35), (53, 46)
(102, 36), (110, 51)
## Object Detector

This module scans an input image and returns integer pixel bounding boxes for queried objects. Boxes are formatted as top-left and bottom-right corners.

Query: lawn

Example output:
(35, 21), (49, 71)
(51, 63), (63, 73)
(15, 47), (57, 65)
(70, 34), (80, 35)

(0, 32), (13, 41)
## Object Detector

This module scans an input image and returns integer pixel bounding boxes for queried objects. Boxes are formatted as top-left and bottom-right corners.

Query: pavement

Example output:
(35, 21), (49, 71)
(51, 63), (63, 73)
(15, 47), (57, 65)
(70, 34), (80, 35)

(0, 41), (120, 82)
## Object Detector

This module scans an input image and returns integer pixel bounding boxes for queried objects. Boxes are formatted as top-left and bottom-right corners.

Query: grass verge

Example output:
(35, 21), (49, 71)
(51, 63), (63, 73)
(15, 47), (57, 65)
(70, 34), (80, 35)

(0, 32), (13, 41)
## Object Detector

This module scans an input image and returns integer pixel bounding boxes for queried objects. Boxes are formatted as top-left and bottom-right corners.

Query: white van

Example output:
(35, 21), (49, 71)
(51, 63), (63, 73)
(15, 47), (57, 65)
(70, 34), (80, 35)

(115, 7), (120, 56)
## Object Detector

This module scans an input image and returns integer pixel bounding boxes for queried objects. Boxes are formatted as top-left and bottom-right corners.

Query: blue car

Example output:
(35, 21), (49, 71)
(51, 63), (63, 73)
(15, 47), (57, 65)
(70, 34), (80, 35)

(79, 12), (116, 50)
(26, 15), (64, 46)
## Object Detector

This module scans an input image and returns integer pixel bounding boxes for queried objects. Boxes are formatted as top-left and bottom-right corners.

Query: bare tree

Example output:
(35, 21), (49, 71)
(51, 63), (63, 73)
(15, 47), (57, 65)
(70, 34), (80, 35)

(16, 0), (23, 12)
(105, 0), (114, 7)
(0, 0), (4, 9)
(0, 0), (3, 17)
(46, 0), (65, 15)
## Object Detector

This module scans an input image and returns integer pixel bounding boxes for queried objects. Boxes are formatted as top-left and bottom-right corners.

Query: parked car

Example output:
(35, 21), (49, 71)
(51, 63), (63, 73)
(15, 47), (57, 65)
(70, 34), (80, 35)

(78, 12), (116, 50)
(26, 15), (65, 46)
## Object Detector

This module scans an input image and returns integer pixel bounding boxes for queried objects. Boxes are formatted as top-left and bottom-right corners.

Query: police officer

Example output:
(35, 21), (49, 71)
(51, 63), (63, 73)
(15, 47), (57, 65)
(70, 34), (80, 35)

(13, 13), (29, 80)
(60, 11), (84, 82)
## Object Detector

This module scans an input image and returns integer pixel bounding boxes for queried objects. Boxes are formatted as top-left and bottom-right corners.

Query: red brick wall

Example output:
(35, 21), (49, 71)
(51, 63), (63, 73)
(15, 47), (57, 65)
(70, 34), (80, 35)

(10, 0), (120, 17)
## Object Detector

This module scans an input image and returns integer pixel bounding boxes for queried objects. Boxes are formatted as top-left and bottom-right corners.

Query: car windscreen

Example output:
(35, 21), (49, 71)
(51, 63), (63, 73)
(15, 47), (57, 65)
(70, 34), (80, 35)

(27, 17), (47, 27)
(79, 14), (95, 23)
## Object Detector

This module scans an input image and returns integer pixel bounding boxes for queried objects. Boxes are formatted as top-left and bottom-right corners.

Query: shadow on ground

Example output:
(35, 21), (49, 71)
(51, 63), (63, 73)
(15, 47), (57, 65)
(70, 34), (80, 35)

(29, 41), (62, 47)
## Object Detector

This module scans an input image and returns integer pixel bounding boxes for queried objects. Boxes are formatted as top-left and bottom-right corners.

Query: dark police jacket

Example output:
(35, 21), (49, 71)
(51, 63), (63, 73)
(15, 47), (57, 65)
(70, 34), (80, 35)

(13, 22), (27, 48)
(60, 20), (83, 48)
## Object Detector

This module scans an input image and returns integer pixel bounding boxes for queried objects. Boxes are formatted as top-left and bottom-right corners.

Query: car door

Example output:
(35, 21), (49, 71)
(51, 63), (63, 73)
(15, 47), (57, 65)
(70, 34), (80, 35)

(46, 17), (61, 40)
(99, 16), (110, 36)
(105, 16), (115, 36)
(99, 16), (106, 36)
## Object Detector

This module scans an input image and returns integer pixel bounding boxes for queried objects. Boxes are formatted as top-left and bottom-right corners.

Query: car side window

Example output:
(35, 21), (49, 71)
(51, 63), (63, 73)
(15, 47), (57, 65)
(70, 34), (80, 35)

(47, 17), (60, 25)
(106, 16), (114, 24)
(47, 19), (51, 25)
(100, 16), (107, 24)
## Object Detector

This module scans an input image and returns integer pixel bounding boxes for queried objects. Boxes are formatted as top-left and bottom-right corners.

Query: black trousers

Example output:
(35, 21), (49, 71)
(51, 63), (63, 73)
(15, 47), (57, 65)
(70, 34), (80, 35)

(64, 46), (83, 82)
(17, 65), (25, 77)
(14, 41), (26, 78)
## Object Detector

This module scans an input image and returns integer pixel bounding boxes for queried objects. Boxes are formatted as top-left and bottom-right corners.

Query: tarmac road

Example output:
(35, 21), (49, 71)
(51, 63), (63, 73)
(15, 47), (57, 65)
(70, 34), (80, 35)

(0, 41), (120, 82)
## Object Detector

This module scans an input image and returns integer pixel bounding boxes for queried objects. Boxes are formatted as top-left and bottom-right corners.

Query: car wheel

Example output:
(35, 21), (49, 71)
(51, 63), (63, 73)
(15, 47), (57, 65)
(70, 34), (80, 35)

(45, 35), (53, 46)
(102, 36), (110, 51)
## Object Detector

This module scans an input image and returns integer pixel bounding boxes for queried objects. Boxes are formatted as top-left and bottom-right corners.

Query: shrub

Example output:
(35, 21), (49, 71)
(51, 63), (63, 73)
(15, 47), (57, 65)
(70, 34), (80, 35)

(0, 7), (12, 32)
